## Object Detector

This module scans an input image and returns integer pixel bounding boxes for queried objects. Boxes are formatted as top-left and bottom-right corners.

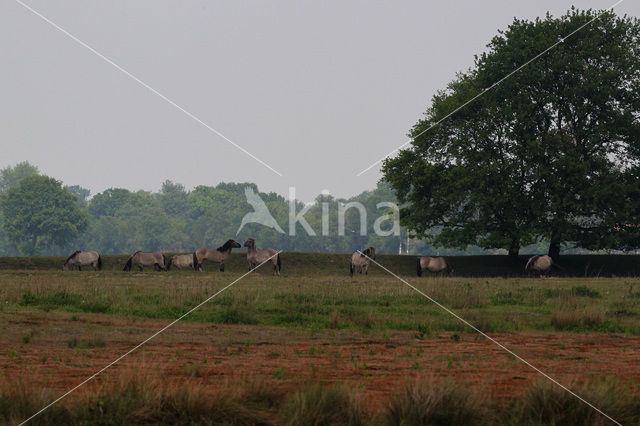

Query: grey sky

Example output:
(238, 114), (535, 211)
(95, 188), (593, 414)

(1, 1), (638, 202)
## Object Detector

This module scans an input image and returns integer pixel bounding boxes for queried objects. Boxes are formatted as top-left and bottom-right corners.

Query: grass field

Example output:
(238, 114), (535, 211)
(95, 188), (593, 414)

(2, 253), (640, 424)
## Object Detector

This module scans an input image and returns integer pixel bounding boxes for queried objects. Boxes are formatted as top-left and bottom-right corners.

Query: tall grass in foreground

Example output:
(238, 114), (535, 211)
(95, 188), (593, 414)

(2, 370), (639, 425)
(509, 380), (640, 426)
(382, 378), (487, 426)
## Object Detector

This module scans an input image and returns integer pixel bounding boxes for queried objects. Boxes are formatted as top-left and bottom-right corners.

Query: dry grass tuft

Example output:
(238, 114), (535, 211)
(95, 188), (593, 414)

(281, 383), (366, 426)
(511, 380), (640, 426)
(382, 377), (487, 426)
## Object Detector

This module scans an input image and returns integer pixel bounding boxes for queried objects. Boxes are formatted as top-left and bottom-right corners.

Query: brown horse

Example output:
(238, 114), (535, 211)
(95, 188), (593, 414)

(417, 256), (452, 277)
(193, 240), (241, 272)
(123, 251), (167, 271)
(350, 247), (376, 276)
(167, 254), (194, 270)
(63, 250), (102, 271)
(244, 238), (281, 275)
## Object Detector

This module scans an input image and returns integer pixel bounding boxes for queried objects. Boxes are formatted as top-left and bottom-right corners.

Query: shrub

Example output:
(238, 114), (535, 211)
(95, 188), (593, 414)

(382, 378), (486, 426)
(572, 285), (602, 298)
(511, 380), (640, 426)
(216, 307), (257, 325)
(281, 384), (365, 426)
(550, 311), (623, 332)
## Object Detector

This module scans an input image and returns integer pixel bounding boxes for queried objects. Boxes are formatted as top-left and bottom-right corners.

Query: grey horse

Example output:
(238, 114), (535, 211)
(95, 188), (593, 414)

(63, 250), (102, 271)
(123, 251), (167, 271)
(244, 238), (281, 275)
(350, 247), (376, 276)
(193, 240), (242, 272)
(167, 254), (194, 270)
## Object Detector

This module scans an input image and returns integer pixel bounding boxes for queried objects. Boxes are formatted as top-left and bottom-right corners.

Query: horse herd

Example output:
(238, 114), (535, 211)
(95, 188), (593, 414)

(63, 238), (282, 275)
(63, 243), (557, 277)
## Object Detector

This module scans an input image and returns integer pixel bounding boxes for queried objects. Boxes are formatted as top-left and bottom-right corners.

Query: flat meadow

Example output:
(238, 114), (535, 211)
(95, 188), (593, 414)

(2, 253), (640, 424)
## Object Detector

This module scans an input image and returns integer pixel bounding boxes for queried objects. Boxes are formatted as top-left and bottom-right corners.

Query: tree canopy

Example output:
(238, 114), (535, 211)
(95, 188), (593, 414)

(1, 175), (89, 254)
(382, 8), (640, 259)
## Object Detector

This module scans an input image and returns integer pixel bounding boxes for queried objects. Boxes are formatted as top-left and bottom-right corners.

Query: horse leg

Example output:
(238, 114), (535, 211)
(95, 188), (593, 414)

(78, 266), (82, 271)
(219, 262), (225, 272)
(138, 265), (143, 272)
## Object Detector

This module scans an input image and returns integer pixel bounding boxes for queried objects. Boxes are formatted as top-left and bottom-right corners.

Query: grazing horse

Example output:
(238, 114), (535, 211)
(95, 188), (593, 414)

(350, 247), (376, 276)
(417, 256), (452, 277)
(244, 238), (281, 275)
(193, 240), (241, 272)
(167, 254), (194, 270)
(123, 251), (167, 271)
(63, 250), (102, 271)
(525, 255), (553, 277)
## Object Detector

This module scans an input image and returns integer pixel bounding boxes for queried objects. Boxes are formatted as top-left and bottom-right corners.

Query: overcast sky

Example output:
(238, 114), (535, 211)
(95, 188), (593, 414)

(2, 1), (639, 202)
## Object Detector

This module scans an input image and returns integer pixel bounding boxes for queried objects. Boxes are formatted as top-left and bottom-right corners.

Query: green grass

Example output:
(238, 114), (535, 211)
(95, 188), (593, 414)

(1, 259), (640, 334)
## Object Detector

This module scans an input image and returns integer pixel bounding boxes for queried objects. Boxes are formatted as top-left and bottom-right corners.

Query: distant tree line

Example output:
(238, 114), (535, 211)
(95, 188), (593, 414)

(0, 161), (488, 256)
(0, 161), (632, 257)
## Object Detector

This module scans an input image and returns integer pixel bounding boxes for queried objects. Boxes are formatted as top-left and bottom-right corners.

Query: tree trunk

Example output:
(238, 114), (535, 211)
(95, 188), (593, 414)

(508, 246), (520, 260)
(548, 239), (561, 262)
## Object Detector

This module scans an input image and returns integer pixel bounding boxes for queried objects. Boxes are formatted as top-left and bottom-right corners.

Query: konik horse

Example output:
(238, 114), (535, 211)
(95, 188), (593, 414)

(193, 240), (241, 272)
(244, 238), (281, 275)
(350, 247), (376, 276)
(417, 256), (453, 277)
(167, 254), (194, 270)
(63, 250), (102, 271)
(525, 255), (554, 277)
(123, 251), (167, 271)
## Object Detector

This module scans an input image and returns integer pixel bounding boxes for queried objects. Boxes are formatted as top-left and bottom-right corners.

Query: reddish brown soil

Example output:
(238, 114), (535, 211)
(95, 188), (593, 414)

(2, 310), (640, 411)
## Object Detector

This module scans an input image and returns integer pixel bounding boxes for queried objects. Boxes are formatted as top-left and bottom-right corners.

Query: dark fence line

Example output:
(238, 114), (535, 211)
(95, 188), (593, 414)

(0, 253), (639, 277)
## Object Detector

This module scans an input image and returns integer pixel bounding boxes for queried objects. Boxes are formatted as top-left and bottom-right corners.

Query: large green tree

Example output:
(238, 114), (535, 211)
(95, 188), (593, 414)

(0, 162), (40, 254)
(1, 175), (89, 254)
(382, 8), (640, 260)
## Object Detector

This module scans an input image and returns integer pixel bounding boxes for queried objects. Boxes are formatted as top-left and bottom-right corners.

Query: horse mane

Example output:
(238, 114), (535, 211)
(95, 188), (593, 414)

(65, 250), (81, 264)
(217, 240), (233, 252)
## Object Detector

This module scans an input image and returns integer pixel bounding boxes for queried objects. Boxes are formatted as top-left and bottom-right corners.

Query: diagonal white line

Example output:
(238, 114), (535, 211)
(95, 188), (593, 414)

(358, 251), (621, 426)
(356, 0), (627, 177)
(13, 0), (284, 177)
(18, 251), (283, 426)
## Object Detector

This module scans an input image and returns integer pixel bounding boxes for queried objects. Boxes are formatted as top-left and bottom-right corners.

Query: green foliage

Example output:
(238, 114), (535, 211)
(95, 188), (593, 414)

(1, 175), (88, 254)
(382, 8), (640, 257)
(572, 285), (602, 298)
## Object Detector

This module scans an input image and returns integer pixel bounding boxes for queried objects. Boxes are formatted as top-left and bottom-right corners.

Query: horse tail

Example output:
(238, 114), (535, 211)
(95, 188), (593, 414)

(97, 255), (103, 270)
(162, 253), (167, 271)
(277, 253), (281, 272)
(123, 256), (132, 271)
(166, 257), (172, 271)
(350, 262), (354, 277)
(524, 256), (536, 272)
(417, 258), (422, 277)
(193, 251), (199, 271)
